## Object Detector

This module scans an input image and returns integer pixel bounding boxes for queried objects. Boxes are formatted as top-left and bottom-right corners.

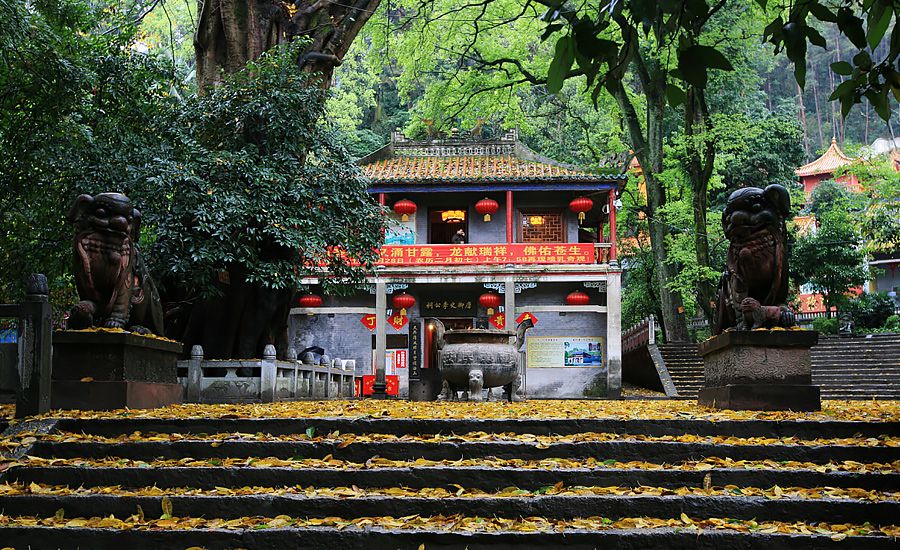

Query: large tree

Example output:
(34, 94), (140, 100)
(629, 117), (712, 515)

(195, 0), (382, 90)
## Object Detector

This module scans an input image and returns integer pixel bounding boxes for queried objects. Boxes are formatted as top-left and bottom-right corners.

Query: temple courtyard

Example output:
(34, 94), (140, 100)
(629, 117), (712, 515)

(1, 399), (897, 548)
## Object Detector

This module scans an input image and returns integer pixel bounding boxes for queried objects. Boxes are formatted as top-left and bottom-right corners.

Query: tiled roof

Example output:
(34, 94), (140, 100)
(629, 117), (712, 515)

(362, 155), (619, 184)
(796, 138), (854, 177)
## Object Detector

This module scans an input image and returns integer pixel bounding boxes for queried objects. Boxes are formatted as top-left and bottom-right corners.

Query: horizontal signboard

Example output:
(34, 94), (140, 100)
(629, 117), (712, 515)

(377, 243), (595, 266)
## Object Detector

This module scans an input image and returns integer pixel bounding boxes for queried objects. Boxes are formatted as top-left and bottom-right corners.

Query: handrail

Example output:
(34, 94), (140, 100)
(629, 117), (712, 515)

(622, 314), (656, 354)
(0, 274), (52, 417)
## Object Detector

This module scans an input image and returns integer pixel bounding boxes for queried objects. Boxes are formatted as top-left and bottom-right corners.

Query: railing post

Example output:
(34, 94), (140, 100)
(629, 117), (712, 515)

(648, 314), (656, 346)
(260, 344), (277, 402)
(187, 345), (203, 403)
(15, 274), (52, 418)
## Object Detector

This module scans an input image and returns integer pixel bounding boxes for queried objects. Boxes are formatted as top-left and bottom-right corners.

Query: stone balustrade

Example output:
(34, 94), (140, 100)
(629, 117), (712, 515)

(178, 345), (355, 403)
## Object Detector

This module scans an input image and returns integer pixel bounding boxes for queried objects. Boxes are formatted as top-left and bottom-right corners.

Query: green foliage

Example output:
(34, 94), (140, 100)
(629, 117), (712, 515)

(758, 0), (898, 119)
(883, 314), (900, 332)
(791, 206), (868, 315)
(839, 159), (900, 254)
(844, 292), (898, 330)
(806, 180), (861, 217)
(811, 316), (838, 334)
(0, 0), (177, 302)
(0, 3), (383, 306)
(153, 43), (384, 296)
(712, 114), (806, 206)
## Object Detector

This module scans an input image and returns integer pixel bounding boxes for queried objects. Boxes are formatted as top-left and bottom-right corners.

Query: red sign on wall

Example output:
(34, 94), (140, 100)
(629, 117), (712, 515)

(516, 312), (538, 325)
(360, 314), (377, 331)
(388, 314), (409, 331)
(377, 243), (595, 266)
(489, 312), (506, 330)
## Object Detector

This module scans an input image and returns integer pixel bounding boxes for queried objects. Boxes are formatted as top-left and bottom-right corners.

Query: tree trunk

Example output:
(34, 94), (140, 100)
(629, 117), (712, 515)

(608, 73), (689, 343)
(195, 0), (382, 92)
(181, 0), (382, 359)
(797, 82), (810, 158)
(684, 88), (716, 321)
(811, 61), (825, 149)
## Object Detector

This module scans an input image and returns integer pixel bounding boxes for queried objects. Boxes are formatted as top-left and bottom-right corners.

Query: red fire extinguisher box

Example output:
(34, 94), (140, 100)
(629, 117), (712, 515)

(356, 375), (399, 396)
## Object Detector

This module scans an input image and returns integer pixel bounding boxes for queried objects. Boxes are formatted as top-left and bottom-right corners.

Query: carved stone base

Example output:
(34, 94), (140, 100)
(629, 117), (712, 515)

(698, 384), (821, 412)
(697, 330), (820, 411)
(52, 330), (183, 410)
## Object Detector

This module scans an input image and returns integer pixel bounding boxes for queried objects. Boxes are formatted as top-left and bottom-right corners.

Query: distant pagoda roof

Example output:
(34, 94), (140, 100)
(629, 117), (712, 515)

(359, 129), (625, 186)
(796, 137), (855, 177)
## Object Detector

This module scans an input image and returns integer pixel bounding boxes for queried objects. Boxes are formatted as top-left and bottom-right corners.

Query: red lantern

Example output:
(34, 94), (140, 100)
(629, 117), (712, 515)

(569, 196), (593, 223)
(566, 291), (590, 306)
(479, 292), (503, 315)
(393, 199), (417, 222)
(298, 294), (323, 315)
(475, 197), (499, 222)
(392, 292), (416, 316)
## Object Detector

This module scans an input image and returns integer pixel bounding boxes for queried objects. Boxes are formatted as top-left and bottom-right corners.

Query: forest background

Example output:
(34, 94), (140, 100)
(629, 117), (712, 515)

(1, 0), (898, 341)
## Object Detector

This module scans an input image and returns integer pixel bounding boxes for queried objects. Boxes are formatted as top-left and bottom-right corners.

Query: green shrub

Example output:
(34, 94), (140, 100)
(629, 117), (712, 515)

(844, 293), (897, 329)
(811, 316), (838, 334)
(884, 315), (900, 333)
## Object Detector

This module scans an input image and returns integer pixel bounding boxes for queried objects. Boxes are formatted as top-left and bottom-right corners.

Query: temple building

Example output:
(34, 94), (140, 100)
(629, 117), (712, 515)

(289, 130), (626, 399)
(795, 137), (860, 197)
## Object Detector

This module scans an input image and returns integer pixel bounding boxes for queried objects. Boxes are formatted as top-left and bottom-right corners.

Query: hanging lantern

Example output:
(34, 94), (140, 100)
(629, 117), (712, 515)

(479, 292), (503, 315)
(569, 196), (593, 223)
(392, 292), (416, 316)
(298, 293), (323, 315)
(475, 197), (499, 222)
(566, 291), (591, 306)
(393, 199), (417, 222)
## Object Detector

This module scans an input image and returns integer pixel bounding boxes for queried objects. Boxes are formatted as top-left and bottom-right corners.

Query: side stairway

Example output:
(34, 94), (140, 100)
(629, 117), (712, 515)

(655, 343), (704, 398)
(812, 334), (900, 400)
(652, 333), (900, 399)
(1, 412), (898, 548)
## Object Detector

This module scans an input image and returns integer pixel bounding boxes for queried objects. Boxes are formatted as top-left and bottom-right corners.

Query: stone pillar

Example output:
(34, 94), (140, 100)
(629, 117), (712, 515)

(608, 191), (617, 263)
(505, 190), (514, 244)
(373, 280), (388, 398)
(260, 344), (277, 402)
(606, 272), (622, 398)
(15, 274), (52, 418)
(186, 345), (203, 403)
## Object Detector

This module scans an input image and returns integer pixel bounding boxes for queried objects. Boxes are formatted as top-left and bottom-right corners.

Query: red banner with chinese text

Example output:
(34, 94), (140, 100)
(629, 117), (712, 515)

(377, 243), (595, 266)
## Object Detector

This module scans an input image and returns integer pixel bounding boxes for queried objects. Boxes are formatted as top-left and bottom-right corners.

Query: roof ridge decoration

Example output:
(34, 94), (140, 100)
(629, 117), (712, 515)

(390, 129), (519, 157)
(796, 136), (855, 177)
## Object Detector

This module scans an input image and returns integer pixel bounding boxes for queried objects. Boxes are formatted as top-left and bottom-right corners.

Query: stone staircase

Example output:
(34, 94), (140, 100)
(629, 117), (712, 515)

(655, 334), (900, 399)
(812, 334), (900, 400)
(1, 411), (898, 547)
(656, 343), (704, 398)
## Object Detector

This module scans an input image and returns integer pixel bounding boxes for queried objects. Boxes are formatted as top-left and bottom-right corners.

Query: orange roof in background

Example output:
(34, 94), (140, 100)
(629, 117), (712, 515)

(363, 155), (614, 184)
(796, 138), (855, 177)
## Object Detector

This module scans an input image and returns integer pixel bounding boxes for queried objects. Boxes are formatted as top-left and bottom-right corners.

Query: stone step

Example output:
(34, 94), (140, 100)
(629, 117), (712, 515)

(2, 522), (897, 550)
(25, 439), (899, 464)
(9, 465), (898, 493)
(48, 418), (900, 439)
(3, 491), (896, 526)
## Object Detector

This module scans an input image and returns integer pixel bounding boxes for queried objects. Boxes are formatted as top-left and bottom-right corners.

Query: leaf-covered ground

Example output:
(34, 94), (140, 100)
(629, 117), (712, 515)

(0, 512), (895, 539)
(4, 455), (897, 473)
(2, 399), (898, 422)
(1, 481), (896, 501)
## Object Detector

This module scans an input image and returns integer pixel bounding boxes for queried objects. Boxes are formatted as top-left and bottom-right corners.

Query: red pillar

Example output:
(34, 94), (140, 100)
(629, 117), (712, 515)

(378, 193), (385, 206)
(505, 190), (514, 243)
(608, 191), (617, 262)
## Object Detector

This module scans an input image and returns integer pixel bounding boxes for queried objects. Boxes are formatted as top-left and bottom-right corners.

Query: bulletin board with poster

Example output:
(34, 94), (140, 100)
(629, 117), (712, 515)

(526, 336), (604, 368)
(384, 211), (416, 245)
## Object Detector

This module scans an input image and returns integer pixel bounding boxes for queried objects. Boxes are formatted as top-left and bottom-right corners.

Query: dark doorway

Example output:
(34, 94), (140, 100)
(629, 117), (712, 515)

(429, 208), (468, 244)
